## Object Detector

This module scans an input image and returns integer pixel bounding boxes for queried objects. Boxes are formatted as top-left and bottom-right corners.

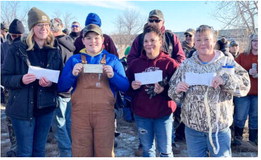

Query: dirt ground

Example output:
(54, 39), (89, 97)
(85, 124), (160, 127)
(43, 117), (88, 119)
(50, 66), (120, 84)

(0, 106), (258, 157)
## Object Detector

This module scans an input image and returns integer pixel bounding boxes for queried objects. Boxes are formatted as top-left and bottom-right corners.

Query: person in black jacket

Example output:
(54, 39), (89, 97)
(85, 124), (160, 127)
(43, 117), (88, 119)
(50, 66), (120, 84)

(50, 17), (75, 157)
(1, 18), (25, 157)
(1, 7), (63, 157)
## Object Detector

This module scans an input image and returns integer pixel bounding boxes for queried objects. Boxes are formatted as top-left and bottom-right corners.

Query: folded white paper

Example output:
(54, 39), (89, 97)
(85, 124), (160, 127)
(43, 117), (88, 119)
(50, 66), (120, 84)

(185, 72), (216, 86)
(28, 66), (60, 83)
(135, 70), (162, 85)
(83, 64), (103, 73)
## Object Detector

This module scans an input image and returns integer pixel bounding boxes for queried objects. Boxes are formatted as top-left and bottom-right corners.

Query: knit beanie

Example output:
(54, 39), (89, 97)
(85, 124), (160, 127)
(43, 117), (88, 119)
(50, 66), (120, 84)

(85, 13), (102, 27)
(9, 19), (25, 34)
(27, 7), (50, 30)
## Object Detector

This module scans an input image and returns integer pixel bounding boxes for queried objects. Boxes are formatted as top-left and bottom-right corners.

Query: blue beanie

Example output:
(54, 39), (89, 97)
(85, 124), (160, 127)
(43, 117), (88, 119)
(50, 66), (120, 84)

(85, 13), (102, 27)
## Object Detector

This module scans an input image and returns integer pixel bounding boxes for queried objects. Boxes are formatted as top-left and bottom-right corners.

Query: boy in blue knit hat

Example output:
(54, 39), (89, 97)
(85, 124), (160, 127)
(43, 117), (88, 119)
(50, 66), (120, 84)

(73, 13), (118, 57)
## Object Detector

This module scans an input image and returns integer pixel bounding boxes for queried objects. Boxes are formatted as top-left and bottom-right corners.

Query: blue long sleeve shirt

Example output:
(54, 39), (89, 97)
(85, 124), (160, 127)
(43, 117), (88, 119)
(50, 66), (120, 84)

(58, 49), (129, 96)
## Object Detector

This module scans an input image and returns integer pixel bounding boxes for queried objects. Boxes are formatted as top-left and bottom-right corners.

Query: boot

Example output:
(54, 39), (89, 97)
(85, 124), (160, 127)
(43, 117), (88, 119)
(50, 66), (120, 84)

(232, 126), (244, 146)
(249, 129), (258, 145)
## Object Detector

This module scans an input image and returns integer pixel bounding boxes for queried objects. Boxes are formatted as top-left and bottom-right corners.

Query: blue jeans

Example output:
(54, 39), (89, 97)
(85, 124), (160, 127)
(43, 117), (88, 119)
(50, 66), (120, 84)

(134, 114), (173, 157)
(234, 95), (258, 129)
(52, 97), (72, 157)
(185, 126), (231, 157)
(11, 111), (54, 157)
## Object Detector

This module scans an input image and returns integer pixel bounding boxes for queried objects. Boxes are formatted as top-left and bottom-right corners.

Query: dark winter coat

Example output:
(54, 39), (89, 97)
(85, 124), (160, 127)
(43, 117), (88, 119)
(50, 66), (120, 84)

(55, 34), (75, 98)
(1, 39), (63, 120)
(1, 37), (21, 67)
(55, 34), (75, 64)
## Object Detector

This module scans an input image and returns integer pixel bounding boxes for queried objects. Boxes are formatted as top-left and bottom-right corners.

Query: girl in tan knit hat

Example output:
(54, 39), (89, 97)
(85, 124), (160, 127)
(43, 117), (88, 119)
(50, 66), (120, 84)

(1, 7), (63, 157)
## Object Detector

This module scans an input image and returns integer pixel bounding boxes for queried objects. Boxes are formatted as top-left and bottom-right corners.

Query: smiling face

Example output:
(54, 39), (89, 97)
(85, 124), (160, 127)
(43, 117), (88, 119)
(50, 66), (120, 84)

(82, 32), (104, 55)
(33, 23), (50, 41)
(143, 31), (162, 59)
(194, 30), (216, 57)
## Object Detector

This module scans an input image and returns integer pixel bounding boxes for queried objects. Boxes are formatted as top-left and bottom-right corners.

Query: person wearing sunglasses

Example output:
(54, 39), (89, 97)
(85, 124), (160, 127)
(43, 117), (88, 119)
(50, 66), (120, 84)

(69, 21), (81, 41)
(127, 9), (185, 67)
(182, 28), (196, 58)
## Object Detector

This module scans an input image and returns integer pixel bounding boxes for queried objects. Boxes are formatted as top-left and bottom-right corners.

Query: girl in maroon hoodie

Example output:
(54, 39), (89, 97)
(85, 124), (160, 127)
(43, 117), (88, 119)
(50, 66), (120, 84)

(126, 24), (178, 157)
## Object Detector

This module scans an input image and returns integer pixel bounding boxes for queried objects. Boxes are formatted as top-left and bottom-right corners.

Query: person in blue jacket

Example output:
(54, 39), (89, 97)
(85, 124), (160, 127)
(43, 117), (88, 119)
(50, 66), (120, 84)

(58, 24), (129, 157)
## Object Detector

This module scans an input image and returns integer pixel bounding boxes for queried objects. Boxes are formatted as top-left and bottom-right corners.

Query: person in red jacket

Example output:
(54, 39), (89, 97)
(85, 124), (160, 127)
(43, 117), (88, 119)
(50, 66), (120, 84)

(127, 9), (185, 66)
(234, 34), (258, 146)
(126, 24), (178, 157)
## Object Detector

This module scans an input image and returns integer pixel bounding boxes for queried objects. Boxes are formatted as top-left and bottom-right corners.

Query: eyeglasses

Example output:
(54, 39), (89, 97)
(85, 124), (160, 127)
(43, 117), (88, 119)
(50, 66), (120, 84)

(36, 23), (50, 28)
(148, 19), (161, 23)
(71, 25), (79, 28)
(185, 34), (192, 38)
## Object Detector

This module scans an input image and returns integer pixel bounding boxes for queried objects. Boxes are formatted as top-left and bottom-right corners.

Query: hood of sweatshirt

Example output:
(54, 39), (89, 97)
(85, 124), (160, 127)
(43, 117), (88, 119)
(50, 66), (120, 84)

(56, 35), (75, 52)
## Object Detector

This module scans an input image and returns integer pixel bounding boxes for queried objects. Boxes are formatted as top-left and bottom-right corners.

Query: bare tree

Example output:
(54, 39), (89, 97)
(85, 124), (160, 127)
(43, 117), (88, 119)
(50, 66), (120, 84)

(111, 9), (146, 57)
(62, 12), (76, 30)
(1, 1), (28, 27)
(214, 1), (258, 34)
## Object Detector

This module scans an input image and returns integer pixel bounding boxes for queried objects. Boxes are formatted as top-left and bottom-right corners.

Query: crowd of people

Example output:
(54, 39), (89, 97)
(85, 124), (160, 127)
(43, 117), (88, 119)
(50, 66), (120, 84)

(0, 7), (258, 157)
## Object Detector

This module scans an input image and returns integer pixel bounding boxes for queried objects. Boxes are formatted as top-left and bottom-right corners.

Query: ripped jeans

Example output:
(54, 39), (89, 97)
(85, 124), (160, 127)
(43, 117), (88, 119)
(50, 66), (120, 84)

(134, 114), (173, 157)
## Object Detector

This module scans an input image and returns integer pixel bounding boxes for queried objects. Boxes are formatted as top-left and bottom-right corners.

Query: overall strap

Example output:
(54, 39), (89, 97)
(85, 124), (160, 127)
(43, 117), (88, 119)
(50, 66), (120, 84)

(81, 54), (87, 64)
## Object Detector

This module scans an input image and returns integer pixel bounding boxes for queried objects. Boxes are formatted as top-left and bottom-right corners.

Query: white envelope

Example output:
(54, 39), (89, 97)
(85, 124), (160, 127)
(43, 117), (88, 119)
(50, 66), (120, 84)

(135, 70), (162, 85)
(83, 64), (103, 73)
(185, 72), (217, 86)
(28, 66), (60, 83)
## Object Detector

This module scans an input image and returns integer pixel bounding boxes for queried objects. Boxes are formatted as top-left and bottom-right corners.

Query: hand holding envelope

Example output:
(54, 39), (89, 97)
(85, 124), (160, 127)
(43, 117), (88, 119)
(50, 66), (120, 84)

(72, 63), (83, 76)
(134, 70), (163, 85)
(27, 66), (60, 83)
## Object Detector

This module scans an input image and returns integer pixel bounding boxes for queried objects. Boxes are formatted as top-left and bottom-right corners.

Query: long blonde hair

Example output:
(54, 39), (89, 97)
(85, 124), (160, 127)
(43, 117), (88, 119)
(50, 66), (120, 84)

(26, 28), (55, 51)
(244, 34), (258, 55)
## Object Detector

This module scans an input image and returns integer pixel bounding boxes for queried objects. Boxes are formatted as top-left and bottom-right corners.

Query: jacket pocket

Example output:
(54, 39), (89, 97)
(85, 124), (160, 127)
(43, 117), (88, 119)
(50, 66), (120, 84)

(37, 88), (58, 109)
(6, 89), (29, 119)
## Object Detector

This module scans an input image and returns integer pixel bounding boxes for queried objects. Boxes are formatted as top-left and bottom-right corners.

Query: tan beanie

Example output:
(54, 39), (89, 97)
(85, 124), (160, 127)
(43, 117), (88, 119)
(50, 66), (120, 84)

(27, 7), (50, 30)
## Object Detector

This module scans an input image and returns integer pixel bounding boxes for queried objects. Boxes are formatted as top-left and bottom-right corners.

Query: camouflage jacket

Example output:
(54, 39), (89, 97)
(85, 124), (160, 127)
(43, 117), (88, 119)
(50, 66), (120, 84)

(168, 50), (250, 132)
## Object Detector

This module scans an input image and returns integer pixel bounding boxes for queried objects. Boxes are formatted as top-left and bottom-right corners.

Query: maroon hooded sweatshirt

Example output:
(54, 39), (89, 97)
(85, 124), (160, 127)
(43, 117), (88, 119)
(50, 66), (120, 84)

(127, 26), (185, 66)
(126, 51), (178, 118)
